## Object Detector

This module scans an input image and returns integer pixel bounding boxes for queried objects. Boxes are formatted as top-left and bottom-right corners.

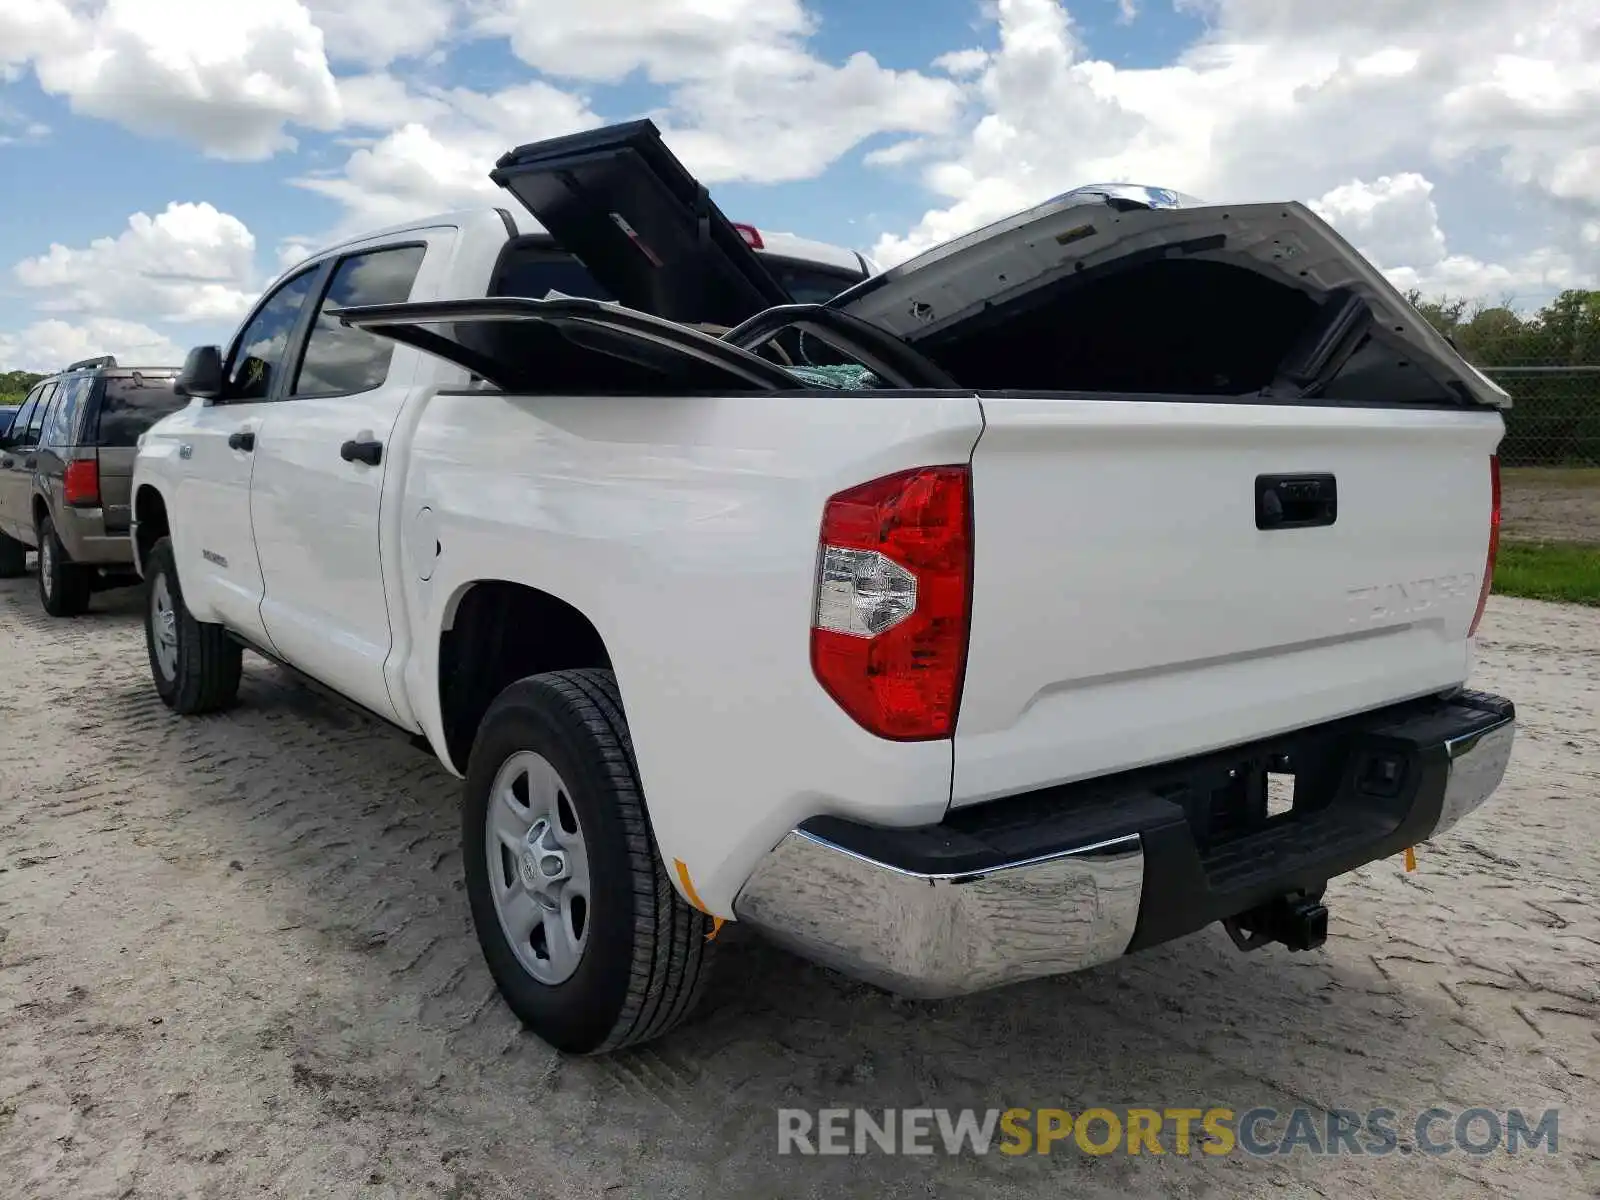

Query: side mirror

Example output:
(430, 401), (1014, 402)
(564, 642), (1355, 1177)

(175, 345), (224, 400)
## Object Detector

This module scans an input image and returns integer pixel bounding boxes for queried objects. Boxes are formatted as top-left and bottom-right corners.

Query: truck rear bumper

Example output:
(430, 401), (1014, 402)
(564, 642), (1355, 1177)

(733, 690), (1514, 999)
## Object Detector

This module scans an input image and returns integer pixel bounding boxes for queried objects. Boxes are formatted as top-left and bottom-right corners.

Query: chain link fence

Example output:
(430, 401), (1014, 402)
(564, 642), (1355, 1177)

(1480, 365), (1600, 468)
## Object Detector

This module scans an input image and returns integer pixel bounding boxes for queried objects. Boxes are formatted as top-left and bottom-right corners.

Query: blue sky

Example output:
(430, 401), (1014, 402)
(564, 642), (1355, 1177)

(1, 0), (1595, 371)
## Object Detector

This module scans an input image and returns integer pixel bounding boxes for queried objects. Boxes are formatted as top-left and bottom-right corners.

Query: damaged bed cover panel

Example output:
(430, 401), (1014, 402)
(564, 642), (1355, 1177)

(831, 194), (1511, 410)
(332, 296), (809, 393)
(490, 120), (791, 328)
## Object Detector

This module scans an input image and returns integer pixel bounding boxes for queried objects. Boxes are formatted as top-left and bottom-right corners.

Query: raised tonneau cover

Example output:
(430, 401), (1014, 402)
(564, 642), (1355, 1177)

(491, 121), (791, 327)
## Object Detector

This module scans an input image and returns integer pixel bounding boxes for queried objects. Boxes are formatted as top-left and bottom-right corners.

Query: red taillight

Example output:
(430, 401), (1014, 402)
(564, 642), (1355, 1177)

(810, 466), (972, 740)
(1468, 454), (1500, 637)
(63, 459), (100, 506)
(732, 222), (764, 250)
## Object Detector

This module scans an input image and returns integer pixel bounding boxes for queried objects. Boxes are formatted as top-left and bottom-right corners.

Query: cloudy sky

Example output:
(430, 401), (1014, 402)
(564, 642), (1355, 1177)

(1, 0), (1596, 371)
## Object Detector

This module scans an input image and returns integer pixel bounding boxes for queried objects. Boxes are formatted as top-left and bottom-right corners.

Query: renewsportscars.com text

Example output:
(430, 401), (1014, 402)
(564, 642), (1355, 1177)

(776, 1106), (1560, 1157)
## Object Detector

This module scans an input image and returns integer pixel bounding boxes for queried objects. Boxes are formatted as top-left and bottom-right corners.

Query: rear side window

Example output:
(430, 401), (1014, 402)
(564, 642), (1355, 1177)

(762, 257), (865, 304)
(492, 246), (614, 301)
(42, 375), (91, 447)
(492, 244), (865, 306)
(95, 375), (185, 446)
(23, 385), (51, 442)
(294, 244), (428, 396)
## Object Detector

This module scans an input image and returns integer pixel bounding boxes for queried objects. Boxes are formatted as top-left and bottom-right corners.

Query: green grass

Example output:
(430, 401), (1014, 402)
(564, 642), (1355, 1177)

(1494, 540), (1600, 606)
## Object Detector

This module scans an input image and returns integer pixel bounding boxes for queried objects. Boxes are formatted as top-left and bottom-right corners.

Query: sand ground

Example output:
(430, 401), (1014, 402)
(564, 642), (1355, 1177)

(0, 579), (1595, 1199)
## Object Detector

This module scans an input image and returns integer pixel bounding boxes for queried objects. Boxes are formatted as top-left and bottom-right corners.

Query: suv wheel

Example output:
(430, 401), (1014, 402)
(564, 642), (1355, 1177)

(0, 529), (25, 579)
(37, 514), (92, 617)
(144, 536), (243, 714)
(463, 670), (718, 1054)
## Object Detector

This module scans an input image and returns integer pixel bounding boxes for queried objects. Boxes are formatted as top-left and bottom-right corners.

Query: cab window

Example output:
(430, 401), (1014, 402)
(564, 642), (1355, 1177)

(223, 268), (320, 401)
(293, 244), (428, 397)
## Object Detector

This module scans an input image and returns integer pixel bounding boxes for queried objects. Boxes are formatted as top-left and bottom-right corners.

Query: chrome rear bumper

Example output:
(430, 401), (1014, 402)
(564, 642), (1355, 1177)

(735, 832), (1144, 1000)
(734, 694), (1514, 1000)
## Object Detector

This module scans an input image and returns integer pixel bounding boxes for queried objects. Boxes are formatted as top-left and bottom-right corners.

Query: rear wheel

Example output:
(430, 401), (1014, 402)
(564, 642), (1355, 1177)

(462, 669), (717, 1054)
(144, 536), (242, 714)
(0, 530), (24, 579)
(37, 515), (91, 617)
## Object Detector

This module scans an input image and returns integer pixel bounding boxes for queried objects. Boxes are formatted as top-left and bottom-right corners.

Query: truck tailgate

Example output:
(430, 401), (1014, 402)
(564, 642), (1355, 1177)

(951, 396), (1502, 806)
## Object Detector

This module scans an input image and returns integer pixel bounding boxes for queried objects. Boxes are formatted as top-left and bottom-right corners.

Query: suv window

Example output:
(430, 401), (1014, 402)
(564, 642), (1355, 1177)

(225, 268), (320, 401)
(96, 374), (186, 446)
(0, 389), (42, 449)
(41, 375), (90, 448)
(293, 244), (427, 397)
(23, 383), (53, 442)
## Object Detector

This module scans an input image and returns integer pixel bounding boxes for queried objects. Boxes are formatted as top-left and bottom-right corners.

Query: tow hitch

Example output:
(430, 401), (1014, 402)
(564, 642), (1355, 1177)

(1223, 890), (1329, 953)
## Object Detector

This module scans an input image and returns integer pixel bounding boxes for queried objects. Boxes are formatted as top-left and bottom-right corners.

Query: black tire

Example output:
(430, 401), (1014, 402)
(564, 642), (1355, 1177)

(0, 529), (24, 579)
(144, 536), (242, 714)
(36, 514), (91, 617)
(463, 669), (717, 1054)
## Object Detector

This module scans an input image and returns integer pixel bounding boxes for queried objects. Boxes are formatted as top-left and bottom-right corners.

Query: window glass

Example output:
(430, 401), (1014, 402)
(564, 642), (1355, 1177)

(493, 247), (614, 301)
(294, 245), (427, 396)
(42, 376), (89, 447)
(1, 390), (42, 448)
(225, 269), (319, 400)
(96, 374), (186, 446)
(24, 383), (53, 440)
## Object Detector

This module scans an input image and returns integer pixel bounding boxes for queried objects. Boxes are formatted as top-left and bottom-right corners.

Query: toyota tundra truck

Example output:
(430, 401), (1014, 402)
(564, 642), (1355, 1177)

(130, 120), (1516, 1055)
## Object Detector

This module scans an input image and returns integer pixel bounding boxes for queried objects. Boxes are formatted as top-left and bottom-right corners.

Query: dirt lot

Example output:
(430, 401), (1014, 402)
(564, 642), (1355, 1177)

(0, 579), (1596, 1200)
(1502, 468), (1600, 545)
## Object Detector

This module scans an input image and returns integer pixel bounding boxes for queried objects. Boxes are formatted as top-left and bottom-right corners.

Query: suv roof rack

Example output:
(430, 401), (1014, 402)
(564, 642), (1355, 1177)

(64, 355), (118, 372)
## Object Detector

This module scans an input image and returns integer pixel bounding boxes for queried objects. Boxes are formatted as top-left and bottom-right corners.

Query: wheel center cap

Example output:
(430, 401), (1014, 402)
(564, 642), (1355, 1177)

(517, 848), (543, 891)
(518, 821), (566, 892)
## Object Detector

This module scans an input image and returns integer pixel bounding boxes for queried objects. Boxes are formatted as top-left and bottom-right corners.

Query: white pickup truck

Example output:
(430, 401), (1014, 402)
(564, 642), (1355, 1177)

(132, 120), (1517, 1055)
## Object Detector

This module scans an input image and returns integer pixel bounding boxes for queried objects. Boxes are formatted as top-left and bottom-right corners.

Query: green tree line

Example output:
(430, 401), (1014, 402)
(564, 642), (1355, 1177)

(1, 369), (46, 406)
(1407, 288), (1600, 367)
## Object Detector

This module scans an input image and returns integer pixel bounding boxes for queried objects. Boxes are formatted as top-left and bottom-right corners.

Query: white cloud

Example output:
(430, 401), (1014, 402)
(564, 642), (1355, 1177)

(871, 0), (1600, 303)
(474, 0), (815, 85)
(0, 317), (183, 374)
(303, 0), (455, 67)
(1312, 174), (1580, 300)
(12, 0), (342, 160)
(476, 0), (963, 183)
(294, 81), (603, 233)
(13, 202), (258, 325)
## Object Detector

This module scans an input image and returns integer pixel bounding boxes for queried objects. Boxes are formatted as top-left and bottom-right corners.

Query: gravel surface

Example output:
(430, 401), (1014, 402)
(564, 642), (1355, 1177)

(1502, 472), (1600, 545)
(0, 578), (1596, 1199)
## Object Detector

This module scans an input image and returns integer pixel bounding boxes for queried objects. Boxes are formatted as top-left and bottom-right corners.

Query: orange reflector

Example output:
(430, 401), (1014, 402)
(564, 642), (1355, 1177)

(673, 858), (728, 940)
(1404, 846), (1417, 872)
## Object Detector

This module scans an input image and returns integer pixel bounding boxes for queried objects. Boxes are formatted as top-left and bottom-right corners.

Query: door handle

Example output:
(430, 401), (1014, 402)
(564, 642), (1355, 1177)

(228, 430), (255, 452)
(340, 438), (383, 467)
(0, 457), (12, 468)
(1256, 473), (1337, 530)
(23, 456), (37, 469)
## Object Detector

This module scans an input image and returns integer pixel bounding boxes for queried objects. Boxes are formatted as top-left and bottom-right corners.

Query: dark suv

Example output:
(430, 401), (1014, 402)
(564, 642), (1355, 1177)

(0, 356), (186, 616)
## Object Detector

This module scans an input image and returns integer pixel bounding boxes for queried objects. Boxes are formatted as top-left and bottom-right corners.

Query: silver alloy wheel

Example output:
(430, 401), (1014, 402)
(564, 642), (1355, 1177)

(487, 751), (591, 985)
(150, 574), (179, 682)
(40, 536), (53, 598)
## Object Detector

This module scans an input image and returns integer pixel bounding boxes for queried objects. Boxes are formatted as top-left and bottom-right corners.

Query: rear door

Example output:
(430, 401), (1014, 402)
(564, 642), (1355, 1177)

(490, 120), (790, 326)
(0, 385), (46, 538)
(248, 234), (440, 726)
